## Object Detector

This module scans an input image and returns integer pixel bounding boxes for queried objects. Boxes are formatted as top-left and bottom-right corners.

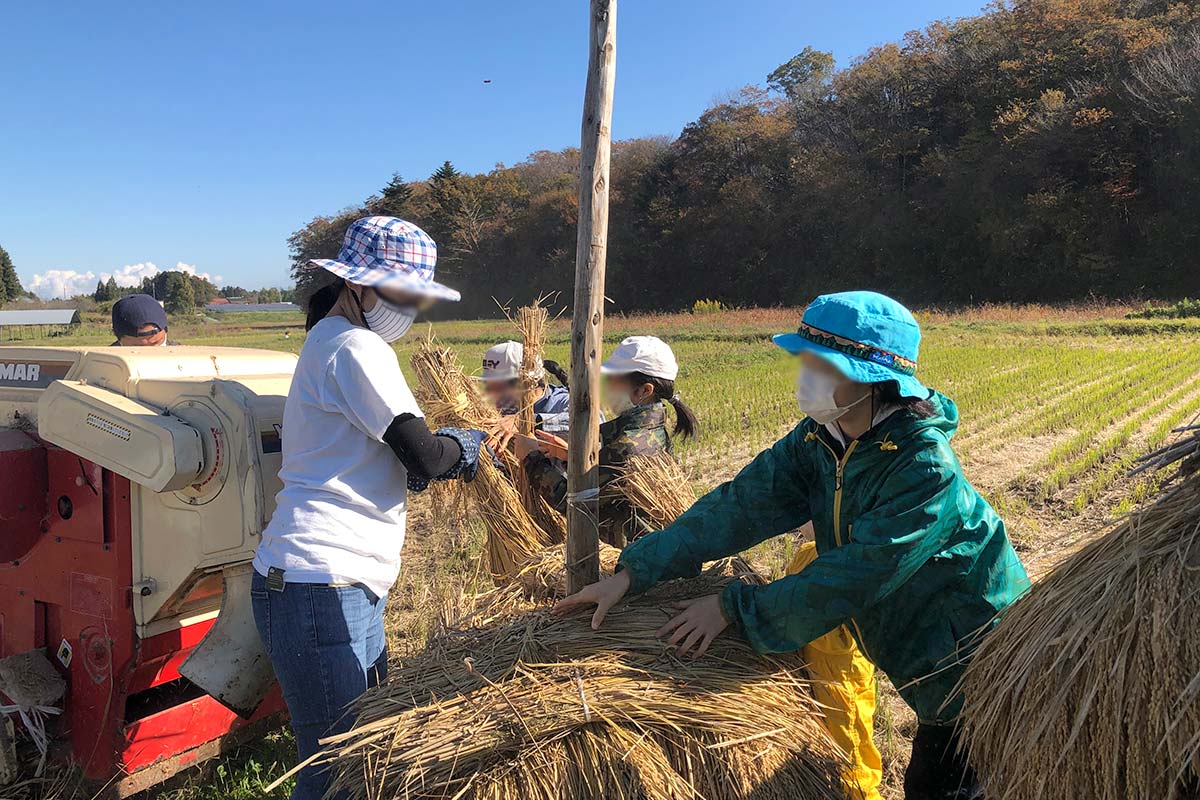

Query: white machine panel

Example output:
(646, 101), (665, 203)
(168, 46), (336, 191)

(37, 380), (206, 492)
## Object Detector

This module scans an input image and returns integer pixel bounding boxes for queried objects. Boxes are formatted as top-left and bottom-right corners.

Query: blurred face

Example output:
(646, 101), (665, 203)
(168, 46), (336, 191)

(484, 378), (522, 412)
(119, 323), (167, 347)
(798, 352), (866, 407)
(347, 285), (432, 342)
(356, 286), (435, 313)
(603, 374), (654, 414)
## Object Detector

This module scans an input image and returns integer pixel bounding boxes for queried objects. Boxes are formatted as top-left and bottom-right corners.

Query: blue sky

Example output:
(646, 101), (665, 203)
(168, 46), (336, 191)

(0, 0), (984, 298)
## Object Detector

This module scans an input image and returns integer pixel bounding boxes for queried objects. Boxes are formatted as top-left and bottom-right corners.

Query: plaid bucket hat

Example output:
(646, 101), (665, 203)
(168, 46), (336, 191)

(310, 216), (460, 301)
(772, 291), (930, 399)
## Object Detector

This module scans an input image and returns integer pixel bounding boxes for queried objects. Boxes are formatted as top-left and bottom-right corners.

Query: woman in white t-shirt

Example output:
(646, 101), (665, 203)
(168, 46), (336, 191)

(252, 217), (482, 800)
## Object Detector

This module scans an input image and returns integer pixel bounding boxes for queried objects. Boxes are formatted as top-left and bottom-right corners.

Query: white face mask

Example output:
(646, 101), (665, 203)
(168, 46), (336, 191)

(363, 295), (417, 342)
(605, 385), (637, 417)
(796, 368), (869, 425)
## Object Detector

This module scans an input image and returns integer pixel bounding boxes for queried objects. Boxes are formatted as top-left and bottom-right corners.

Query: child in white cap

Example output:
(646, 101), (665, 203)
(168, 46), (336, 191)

(475, 340), (571, 440)
(521, 335), (698, 546)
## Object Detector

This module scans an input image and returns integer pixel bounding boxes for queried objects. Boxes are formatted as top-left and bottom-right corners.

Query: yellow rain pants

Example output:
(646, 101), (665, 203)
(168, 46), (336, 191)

(789, 541), (884, 800)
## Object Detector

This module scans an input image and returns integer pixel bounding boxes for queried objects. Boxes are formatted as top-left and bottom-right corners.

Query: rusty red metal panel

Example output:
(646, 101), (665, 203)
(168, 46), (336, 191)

(126, 618), (216, 694)
(45, 447), (105, 545)
(69, 573), (115, 620)
(0, 431), (47, 563)
(69, 471), (135, 780)
(0, 451), (283, 790)
(120, 685), (285, 776)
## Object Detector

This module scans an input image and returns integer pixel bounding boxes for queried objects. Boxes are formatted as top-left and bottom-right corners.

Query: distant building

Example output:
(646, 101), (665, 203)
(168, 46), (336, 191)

(0, 308), (81, 340)
(204, 302), (300, 313)
(208, 297), (231, 305)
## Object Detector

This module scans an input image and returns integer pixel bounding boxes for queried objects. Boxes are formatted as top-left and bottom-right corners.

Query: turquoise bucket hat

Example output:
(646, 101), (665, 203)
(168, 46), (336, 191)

(772, 291), (930, 398)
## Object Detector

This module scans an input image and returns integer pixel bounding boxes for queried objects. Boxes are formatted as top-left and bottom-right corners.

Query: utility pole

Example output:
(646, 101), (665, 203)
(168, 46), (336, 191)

(566, 0), (617, 594)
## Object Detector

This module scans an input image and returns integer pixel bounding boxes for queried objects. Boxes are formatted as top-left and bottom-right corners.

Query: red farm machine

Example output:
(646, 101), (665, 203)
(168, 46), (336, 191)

(0, 345), (296, 795)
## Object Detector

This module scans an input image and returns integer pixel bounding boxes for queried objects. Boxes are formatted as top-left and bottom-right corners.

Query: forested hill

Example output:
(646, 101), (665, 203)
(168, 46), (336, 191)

(289, 0), (1200, 317)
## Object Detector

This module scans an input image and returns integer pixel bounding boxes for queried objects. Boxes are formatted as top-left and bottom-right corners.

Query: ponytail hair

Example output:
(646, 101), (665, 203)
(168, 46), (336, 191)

(543, 359), (570, 388)
(628, 371), (698, 440)
(303, 277), (345, 331)
(875, 380), (936, 419)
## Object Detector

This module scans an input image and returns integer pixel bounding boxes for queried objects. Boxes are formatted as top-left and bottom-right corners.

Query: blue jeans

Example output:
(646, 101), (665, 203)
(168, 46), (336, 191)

(251, 571), (388, 800)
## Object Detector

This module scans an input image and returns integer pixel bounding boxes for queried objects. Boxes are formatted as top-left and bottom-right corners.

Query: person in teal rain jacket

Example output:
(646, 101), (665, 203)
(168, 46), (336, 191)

(555, 291), (1030, 800)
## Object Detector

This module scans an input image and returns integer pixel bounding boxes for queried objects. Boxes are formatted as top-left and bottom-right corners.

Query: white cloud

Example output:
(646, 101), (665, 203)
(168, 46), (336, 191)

(24, 261), (225, 300)
(171, 262), (224, 286)
(25, 270), (99, 301)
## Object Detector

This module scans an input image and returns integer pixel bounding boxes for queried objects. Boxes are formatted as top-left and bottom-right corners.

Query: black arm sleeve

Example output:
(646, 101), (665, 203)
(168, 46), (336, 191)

(382, 413), (464, 480)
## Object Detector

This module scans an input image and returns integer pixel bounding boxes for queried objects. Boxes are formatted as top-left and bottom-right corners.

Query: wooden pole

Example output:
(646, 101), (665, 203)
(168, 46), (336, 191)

(566, 0), (617, 594)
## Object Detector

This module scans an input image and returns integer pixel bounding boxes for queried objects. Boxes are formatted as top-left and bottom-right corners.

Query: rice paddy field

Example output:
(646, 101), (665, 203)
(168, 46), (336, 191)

(17, 304), (1200, 799)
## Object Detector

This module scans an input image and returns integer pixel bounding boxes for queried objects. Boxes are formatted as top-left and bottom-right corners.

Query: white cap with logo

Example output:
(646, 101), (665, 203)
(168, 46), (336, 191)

(475, 341), (524, 381)
(600, 336), (679, 381)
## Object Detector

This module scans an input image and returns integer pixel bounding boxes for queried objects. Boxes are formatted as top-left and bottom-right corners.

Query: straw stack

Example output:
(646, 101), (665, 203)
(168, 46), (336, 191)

(959, 427), (1200, 800)
(513, 541), (623, 600)
(314, 561), (850, 800)
(515, 301), (567, 541)
(617, 453), (697, 530)
(410, 337), (552, 580)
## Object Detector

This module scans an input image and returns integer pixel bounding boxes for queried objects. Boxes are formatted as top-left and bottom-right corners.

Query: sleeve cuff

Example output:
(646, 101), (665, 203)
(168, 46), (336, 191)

(720, 582), (747, 633)
(615, 556), (652, 596)
(407, 427), (476, 492)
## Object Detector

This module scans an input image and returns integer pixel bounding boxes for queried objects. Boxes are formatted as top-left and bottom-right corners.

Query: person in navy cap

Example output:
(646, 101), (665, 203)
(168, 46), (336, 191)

(111, 293), (177, 346)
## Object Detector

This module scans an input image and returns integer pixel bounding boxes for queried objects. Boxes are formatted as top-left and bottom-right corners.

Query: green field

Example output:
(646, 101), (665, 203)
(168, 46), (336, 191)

(15, 307), (1200, 798)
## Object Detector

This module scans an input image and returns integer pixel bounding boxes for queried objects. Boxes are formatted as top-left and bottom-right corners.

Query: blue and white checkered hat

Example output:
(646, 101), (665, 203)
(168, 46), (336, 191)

(310, 216), (460, 302)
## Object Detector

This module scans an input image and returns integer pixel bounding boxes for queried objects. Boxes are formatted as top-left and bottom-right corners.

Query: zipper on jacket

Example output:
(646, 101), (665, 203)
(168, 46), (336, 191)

(832, 439), (859, 547)
(815, 433), (872, 661)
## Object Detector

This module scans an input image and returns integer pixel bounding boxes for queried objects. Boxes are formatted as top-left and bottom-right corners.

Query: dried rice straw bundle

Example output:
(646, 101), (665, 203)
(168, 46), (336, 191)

(410, 337), (552, 580)
(960, 450), (1200, 800)
(617, 453), (697, 529)
(309, 562), (849, 800)
(512, 542), (623, 601)
(515, 300), (567, 541)
(516, 302), (549, 436)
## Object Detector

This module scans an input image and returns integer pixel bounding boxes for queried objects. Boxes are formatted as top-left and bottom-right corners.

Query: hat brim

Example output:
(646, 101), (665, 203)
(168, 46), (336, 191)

(310, 259), (461, 302)
(470, 371), (521, 382)
(600, 362), (678, 380)
(772, 332), (930, 399)
(599, 363), (636, 375)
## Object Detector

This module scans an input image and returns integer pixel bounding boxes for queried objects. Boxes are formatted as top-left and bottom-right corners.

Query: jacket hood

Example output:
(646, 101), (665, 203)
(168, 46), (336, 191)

(854, 390), (959, 443)
(909, 390), (959, 440)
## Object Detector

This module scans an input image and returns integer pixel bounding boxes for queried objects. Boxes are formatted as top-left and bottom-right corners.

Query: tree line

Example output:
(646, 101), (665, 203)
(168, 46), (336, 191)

(92, 277), (295, 311)
(289, 0), (1200, 317)
(92, 271), (218, 314)
(217, 285), (297, 304)
(0, 245), (28, 306)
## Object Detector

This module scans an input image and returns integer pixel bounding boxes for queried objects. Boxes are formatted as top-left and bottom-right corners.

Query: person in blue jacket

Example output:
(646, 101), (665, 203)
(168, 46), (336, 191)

(476, 340), (571, 435)
(555, 291), (1030, 800)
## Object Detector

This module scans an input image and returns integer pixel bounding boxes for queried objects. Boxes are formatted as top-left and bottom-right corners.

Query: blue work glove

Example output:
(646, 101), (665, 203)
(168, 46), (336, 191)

(405, 428), (487, 492)
(457, 429), (487, 483)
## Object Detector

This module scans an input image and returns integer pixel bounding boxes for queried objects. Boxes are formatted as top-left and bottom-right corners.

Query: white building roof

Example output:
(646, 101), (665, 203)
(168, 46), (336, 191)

(0, 308), (81, 326)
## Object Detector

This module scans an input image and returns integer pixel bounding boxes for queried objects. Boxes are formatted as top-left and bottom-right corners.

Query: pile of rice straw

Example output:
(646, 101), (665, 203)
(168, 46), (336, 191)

(513, 541), (623, 600)
(617, 453), (697, 530)
(372, 341), (848, 799)
(960, 425), (1200, 800)
(410, 337), (552, 580)
(309, 560), (849, 800)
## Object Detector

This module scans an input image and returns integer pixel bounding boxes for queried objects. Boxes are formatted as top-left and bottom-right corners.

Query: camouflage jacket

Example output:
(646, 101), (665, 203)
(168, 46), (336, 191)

(525, 402), (672, 546)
